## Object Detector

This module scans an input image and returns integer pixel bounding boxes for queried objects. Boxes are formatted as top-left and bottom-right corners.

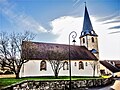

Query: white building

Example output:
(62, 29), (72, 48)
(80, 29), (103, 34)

(20, 5), (100, 77)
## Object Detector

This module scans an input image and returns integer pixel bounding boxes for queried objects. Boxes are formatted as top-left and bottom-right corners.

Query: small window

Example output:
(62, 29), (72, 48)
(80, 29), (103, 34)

(100, 70), (105, 75)
(85, 62), (88, 66)
(81, 32), (84, 35)
(40, 60), (47, 71)
(92, 37), (94, 43)
(63, 61), (69, 70)
(91, 31), (94, 34)
(79, 61), (84, 70)
(83, 38), (85, 43)
(74, 62), (77, 66)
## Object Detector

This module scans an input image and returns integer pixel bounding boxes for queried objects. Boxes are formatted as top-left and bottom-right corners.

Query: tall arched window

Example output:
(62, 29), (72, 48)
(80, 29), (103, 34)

(83, 38), (85, 43)
(79, 61), (84, 70)
(40, 60), (47, 71)
(85, 62), (88, 66)
(92, 37), (94, 43)
(74, 62), (77, 66)
(63, 61), (69, 70)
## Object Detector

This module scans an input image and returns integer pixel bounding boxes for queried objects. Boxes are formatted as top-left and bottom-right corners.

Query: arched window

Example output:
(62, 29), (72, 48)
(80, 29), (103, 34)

(85, 62), (88, 66)
(63, 61), (68, 70)
(91, 31), (94, 34)
(92, 37), (94, 43)
(83, 38), (85, 43)
(81, 32), (84, 36)
(74, 62), (77, 66)
(79, 61), (84, 70)
(40, 60), (47, 71)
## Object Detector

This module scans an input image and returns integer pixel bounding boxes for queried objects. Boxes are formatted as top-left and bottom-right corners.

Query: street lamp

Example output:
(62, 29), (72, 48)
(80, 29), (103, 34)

(69, 31), (77, 90)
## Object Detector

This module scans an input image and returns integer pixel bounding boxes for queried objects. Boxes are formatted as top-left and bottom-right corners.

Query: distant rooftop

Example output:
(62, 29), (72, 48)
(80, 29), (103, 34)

(100, 60), (120, 73)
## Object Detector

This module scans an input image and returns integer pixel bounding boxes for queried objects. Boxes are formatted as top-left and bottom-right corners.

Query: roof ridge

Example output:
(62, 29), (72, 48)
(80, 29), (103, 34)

(23, 41), (82, 47)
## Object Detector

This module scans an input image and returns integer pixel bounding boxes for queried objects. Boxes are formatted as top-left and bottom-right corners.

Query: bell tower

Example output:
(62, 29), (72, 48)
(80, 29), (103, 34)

(79, 5), (99, 59)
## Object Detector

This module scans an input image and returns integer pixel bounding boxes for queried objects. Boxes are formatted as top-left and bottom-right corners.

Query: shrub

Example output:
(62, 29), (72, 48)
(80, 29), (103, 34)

(4, 70), (14, 74)
(0, 71), (3, 75)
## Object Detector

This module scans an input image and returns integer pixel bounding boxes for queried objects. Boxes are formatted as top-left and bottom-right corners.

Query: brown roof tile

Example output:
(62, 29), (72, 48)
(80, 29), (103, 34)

(22, 41), (97, 60)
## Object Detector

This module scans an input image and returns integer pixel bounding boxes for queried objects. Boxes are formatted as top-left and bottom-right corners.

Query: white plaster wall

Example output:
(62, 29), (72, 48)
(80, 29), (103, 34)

(100, 64), (112, 75)
(20, 60), (99, 77)
(80, 35), (99, 59)
(20, 60), (54, 77)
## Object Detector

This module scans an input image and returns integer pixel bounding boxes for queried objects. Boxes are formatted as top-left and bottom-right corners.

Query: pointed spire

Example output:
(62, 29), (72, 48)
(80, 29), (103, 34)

(80, 4), (97, 37)
(84, 1), (86, 6)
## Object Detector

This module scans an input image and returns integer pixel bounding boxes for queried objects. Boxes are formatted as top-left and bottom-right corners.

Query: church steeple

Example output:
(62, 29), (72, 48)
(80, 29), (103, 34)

(80, 5), (97, 37)
(79, 4), (100, 75)
(79, 4), (99, 59)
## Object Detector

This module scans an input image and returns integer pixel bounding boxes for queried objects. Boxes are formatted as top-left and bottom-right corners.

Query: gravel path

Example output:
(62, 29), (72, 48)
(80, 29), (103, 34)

(0, 74), (15, 78)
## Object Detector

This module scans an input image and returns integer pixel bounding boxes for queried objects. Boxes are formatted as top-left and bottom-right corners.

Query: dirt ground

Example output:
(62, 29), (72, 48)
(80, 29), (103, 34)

(0, 74), (15, 78)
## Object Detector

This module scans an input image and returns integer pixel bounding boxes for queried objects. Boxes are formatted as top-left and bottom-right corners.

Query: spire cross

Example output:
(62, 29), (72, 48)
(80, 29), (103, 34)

(84, 2), (86, 6)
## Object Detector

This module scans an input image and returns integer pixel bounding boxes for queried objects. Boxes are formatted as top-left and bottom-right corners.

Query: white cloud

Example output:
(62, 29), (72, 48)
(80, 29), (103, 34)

(51, 16), (83, 44)
(0, 0), (47, 33)
(51, 16), (120, 60)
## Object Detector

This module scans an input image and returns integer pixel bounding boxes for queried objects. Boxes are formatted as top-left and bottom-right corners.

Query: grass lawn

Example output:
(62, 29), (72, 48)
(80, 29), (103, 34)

(0, 76), (109, 89)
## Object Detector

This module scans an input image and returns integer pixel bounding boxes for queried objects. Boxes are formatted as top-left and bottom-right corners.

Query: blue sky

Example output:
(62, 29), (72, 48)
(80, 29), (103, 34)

(0, 0), (120, 60)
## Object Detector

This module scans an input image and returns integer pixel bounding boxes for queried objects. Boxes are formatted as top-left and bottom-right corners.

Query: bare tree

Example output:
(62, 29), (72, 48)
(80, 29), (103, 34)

(0, 31), (35, 78)
(89, 61), (98, 77)
(47, 50), (68, 78)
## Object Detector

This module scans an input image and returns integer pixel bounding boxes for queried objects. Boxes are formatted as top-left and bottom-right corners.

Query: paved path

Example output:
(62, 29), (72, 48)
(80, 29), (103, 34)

(72, 84), (113, 90)
(0, 74), (15, 78)
(88, 85), (112, 90)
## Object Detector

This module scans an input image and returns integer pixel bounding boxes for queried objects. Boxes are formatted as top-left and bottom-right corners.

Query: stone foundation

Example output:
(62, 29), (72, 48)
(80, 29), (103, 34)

(1, 78), (113, 90)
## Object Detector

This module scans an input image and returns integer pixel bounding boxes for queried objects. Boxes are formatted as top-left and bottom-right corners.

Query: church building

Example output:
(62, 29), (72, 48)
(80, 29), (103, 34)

(20, 5), (100, 77)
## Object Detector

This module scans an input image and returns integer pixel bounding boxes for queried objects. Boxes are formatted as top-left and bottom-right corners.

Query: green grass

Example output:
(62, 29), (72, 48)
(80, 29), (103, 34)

(0, 78), (23, 88)
(0, 76), (108, 89)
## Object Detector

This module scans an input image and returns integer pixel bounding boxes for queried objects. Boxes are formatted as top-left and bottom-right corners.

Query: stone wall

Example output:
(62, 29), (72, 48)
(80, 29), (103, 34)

(1, 78), (113, 90)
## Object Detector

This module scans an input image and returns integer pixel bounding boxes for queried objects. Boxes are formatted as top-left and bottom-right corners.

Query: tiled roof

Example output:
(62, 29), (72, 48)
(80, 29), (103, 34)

(22, 41), (97, 60)
(100, 60), (120, 73)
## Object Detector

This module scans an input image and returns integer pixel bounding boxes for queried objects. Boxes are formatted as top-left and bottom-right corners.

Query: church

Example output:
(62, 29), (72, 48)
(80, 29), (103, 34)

(19, 5), (100, 77)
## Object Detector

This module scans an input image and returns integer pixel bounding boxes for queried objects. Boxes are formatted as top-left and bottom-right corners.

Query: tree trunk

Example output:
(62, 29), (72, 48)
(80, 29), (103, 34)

(93, 64), (95, 77)
(55, 70), (58, 78)
(15, 72), (20, 79)
(15, 67), (21, 79)
(55, 74), (58, 78)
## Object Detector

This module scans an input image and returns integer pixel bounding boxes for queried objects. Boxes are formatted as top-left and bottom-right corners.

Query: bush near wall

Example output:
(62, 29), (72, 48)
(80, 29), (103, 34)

(4, 70), (14, 75)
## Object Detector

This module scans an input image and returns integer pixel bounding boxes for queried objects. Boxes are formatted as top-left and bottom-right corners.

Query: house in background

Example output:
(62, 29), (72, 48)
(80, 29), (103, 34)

(100, 60), (120, 77)
(19, 5), (100, 77)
